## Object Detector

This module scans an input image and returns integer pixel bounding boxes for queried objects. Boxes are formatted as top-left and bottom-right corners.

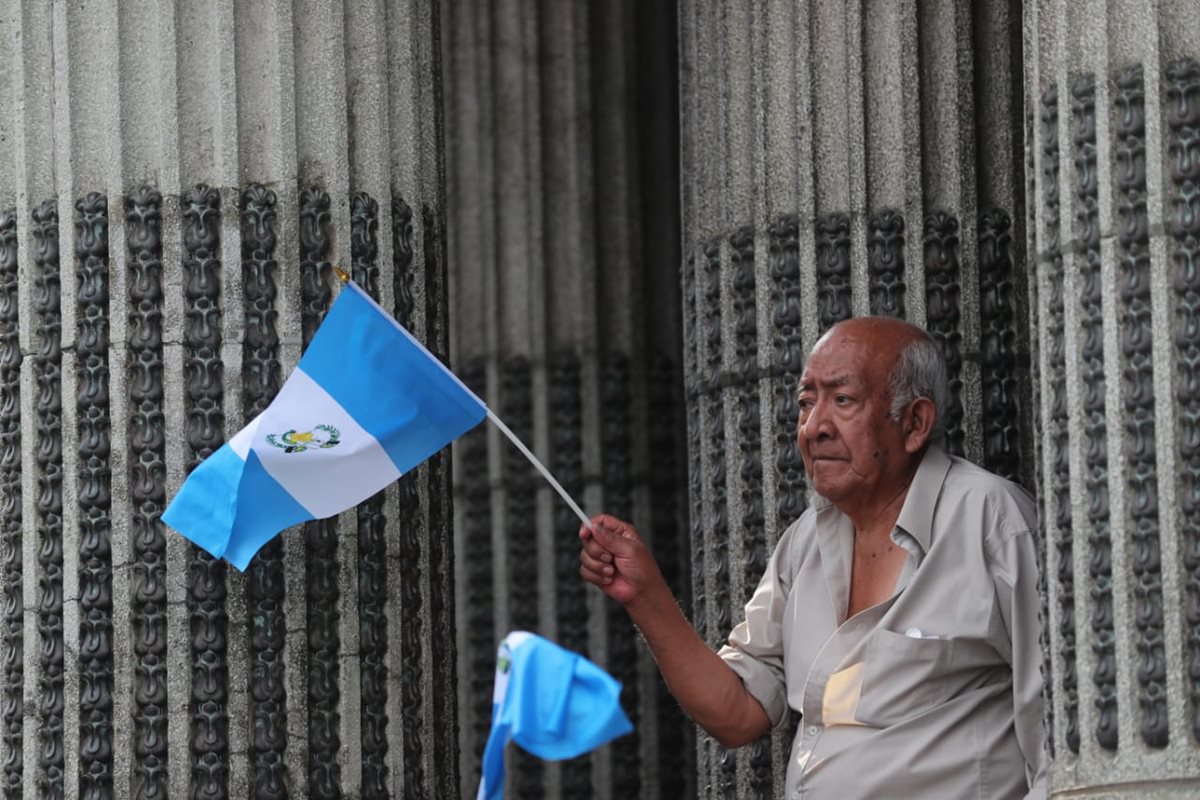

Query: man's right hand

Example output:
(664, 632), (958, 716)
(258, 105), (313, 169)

(579, 514), (665, 607)
(578, 514), (773, 748)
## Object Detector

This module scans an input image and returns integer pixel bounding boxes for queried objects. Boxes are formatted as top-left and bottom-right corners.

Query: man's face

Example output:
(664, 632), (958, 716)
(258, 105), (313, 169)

(795, 326), (910, 507)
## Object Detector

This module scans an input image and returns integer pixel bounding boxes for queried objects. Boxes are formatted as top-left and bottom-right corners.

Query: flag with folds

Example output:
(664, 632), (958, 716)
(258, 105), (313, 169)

(162, 281), (487, 570)
(477, 632), (633, 800)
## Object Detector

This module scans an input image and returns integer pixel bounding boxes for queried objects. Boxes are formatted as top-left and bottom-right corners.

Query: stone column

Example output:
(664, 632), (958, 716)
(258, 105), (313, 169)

(678, 0), (1032, 794)
(1025, 1), (1200, 795)
(0, 1), (455, 797)
(442, 1), (691, 798)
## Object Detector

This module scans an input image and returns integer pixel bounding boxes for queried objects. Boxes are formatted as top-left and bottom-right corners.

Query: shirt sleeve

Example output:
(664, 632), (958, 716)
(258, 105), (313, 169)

(717, 525), (797, 730)
(988, 527), (1048, 799)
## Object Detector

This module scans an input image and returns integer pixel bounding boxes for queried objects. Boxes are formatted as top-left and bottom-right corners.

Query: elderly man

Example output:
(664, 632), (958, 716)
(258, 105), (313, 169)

(580, 317), (1046, 799)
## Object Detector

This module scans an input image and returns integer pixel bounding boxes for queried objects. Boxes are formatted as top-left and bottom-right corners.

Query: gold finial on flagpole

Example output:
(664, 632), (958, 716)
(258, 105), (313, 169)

(334, 265), (350, 282)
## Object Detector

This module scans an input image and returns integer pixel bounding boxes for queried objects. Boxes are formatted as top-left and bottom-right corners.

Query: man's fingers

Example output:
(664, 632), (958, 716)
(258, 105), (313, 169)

(582, 536), (614, 563)
(580, 546), (614, 573)
(580, 513), (643, 597)
(579, 562), (612, 586)
(591, 514), (634, 536)
(589, 515), (640, 555)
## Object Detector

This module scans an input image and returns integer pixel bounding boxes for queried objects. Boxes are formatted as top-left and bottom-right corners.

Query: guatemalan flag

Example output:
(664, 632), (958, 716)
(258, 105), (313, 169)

(162, 281), (487, 570)
(477, 632), (633, 800)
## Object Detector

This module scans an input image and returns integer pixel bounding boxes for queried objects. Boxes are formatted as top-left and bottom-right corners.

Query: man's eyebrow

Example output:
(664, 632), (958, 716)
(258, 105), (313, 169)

(797, 374), (855, 391)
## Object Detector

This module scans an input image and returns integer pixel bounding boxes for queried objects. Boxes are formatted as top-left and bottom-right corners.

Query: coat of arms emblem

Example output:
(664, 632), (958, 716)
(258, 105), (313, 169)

(266, 424), (342, 453)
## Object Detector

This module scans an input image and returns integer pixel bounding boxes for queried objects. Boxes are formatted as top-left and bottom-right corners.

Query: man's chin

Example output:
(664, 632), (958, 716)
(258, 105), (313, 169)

(809, 475), (849, 501)
(809, 460), (846, 482)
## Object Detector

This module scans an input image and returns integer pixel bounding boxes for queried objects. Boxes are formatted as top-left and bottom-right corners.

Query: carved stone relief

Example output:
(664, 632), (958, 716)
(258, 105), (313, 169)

(1043, 83), (1081, 755)
(240, 184), (288, 798)
(33, 197), (66, 800)
(978, 209), (1021, 482)
(1166, 56), (1200, 747)
(1114, 65), (1168, 748)
(299, 188), (342, 798)
(923, 212), (965, 456)
(0, 207), (22, 794)
(868, 210), (906, 318)
(126, 186), (169, 799)
(181, 183), (229, 800)
(76, 191), (115, 800)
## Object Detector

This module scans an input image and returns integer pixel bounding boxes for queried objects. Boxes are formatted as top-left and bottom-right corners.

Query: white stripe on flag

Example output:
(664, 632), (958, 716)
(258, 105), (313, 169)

(229, 414), (263, 460)
(249, 368), (402, 518)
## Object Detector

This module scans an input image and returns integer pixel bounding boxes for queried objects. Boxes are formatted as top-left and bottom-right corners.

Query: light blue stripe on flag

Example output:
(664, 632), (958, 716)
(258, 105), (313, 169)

(477, 632), (633, 800)
(162, 443), (315, 570)
(221, 449), (315, 568)
(300, 284), (487, 474)
(162, 444), (241, 557)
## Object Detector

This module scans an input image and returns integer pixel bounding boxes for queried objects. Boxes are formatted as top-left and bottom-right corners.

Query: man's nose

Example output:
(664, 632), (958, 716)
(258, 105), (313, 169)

(798, 400), (834, 442)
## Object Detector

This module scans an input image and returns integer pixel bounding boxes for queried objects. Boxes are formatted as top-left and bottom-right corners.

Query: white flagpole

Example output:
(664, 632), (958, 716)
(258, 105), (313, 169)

(330, 269), (591, 532)
(486, 408), (594, 531)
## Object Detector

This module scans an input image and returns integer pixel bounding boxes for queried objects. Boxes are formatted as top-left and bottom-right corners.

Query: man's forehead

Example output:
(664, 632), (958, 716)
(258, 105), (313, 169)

(800, 342), (891, 393)
(797, 368), (864, 389)
(802, 321), (905, 383)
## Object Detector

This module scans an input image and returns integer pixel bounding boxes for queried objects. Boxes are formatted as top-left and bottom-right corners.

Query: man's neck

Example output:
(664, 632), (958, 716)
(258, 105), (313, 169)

(840, 461), (921, 539)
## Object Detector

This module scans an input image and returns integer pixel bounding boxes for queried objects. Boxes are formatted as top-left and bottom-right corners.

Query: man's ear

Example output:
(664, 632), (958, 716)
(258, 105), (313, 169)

(903, 396), (936, 453)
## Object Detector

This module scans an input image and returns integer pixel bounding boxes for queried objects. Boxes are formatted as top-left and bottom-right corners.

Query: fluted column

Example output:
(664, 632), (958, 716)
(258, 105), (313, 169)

(679, 0), (1032, 794)
(0, 1), (456, 797)
(1026, 1), (1200, 796)
(442, 1), (690, 798)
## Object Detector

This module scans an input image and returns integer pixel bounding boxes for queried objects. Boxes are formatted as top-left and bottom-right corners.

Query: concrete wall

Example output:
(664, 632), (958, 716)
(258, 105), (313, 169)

(1026, 0), (1200, 794)
(0, 1), (456, 797)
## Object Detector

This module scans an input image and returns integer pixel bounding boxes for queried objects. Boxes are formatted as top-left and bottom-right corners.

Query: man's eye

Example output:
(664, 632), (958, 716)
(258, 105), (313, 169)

(835, 395), (851, 405)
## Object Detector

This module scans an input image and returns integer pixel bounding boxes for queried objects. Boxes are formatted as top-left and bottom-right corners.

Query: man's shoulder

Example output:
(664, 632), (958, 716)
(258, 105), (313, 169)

(942, 455), (1033, 506)
(940, 455), (1037, 544)
(774, 504), (824, 565)
(779, 504), (821, 543)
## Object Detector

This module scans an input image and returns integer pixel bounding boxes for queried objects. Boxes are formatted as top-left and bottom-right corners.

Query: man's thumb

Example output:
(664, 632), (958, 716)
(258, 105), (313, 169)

(591, 516), (638, 555)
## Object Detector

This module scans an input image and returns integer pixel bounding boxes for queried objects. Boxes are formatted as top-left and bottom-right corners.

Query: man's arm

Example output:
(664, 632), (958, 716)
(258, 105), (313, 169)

(991, 529), (1048, 800)
(580, 515), (772, 748)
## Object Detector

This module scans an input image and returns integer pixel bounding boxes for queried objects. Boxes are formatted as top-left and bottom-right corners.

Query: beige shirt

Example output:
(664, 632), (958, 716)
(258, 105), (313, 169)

(719, 446), (1047, 799)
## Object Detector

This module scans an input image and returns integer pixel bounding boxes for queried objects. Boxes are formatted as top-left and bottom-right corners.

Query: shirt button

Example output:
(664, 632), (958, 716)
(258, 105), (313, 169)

(807, 725), (819, 735)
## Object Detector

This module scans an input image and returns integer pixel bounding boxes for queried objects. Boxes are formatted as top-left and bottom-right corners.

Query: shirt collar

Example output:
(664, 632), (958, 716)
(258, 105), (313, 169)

(810, 444), (953, 555)
(892, 445), (952, 554)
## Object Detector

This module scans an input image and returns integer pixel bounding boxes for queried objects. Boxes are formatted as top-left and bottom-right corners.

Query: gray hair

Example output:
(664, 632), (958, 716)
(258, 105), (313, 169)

(887, 333), (949, 443)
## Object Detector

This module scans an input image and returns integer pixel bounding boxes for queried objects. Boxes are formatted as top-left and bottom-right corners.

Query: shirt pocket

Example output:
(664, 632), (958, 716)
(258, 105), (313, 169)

(853, 628), (957, 726)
